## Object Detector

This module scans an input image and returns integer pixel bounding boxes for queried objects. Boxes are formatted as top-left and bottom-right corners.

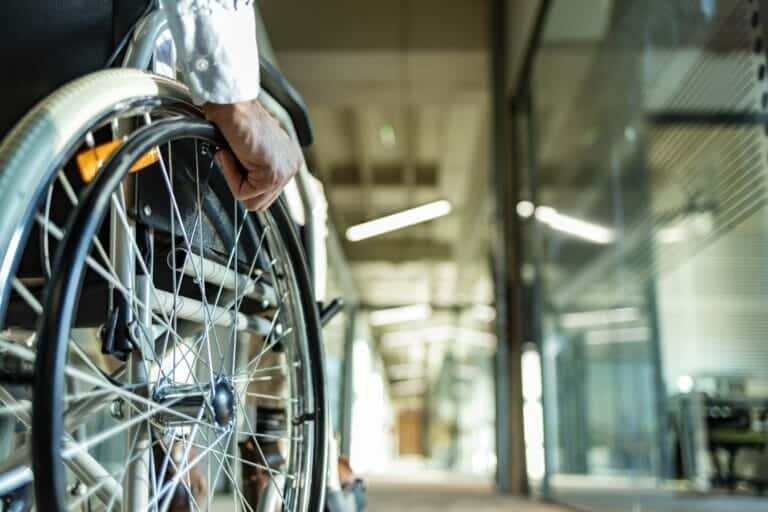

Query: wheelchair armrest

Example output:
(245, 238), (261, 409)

(259, 57), (314, 148)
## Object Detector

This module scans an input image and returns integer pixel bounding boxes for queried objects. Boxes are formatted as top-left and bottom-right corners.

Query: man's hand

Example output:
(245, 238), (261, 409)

(205, 100), (304, 211)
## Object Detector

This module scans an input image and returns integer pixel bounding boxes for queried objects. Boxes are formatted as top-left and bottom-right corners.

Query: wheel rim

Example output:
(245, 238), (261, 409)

(0, 95), (198, 506)
(32, 117), (323, 511)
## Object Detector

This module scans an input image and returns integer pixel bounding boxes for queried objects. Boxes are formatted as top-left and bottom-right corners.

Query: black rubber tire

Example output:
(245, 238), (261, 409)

(270, 189), (329, 512)
(33, 118), (327, 511)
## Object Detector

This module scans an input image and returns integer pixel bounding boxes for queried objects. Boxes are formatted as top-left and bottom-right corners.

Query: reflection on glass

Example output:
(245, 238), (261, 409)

(527, 0), (768, 504)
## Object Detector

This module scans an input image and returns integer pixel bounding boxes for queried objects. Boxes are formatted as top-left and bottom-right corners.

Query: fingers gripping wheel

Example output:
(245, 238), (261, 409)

(32, 118), (327, 511)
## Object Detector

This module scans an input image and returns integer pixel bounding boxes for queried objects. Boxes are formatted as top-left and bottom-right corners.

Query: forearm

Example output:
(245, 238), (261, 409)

(161, 0), (261, 105)
(160, 1), (299, 212)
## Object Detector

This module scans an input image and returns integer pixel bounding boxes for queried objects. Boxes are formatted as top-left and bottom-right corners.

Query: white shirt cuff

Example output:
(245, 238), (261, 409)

(163, 0), (261, 105)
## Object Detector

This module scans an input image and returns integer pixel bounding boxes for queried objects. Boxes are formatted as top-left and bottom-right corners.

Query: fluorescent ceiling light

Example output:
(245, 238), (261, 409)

(387, 364), (425, 380)
(657, 225), (686, 244)
(516, 200), (535, 218)
(585, 326), (649, 345)
(379, 124), (396, 146)
(561, 307), (639, 329)
(677, 375), (694, 393)
(346, 200), (452, 242)
(380, 326), (496, 349)
(369, 304), (432, 326)
(656, 211), (715, 244)
(535, 206), (614, 244)
(390, 379), (426, 396)
(380, 326), (453, 346)
(471, 304), (497, 322)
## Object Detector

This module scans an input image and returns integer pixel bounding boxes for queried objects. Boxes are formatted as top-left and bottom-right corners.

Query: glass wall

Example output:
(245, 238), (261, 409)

(321, 262), (348, 436)
(427, 330), (497, 477)
(371, 309), (497, 479)
(522, 0), (768, 506)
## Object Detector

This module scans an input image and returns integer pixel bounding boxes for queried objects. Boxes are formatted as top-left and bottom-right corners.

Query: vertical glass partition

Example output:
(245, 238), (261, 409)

(526, 1), (768, 505)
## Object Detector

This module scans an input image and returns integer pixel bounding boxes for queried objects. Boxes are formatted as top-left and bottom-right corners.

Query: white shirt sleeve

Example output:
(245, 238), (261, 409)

(161, 0), (261, 105)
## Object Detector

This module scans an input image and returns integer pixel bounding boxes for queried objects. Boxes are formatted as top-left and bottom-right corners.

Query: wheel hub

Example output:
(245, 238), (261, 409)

(151, 377), (237, 429)
(211, 379), (236, 427)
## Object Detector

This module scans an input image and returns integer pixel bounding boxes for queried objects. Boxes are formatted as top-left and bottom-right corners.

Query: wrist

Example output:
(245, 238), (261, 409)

(204, 99), (261, 123)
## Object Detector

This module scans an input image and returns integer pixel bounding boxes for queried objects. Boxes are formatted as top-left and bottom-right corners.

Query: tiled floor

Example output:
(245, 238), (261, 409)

(553, 490), (768, 512)
(367, 483), (568, 512)
(365, 482), (768, 512)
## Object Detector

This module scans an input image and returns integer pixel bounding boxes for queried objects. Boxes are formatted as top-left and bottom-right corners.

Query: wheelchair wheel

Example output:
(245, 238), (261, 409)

(0, 70), (326, 511)
(0, 70), (199, 508)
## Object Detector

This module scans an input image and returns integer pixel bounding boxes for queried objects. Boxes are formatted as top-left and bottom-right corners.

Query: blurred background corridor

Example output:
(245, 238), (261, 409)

(258, 0), (768, 510)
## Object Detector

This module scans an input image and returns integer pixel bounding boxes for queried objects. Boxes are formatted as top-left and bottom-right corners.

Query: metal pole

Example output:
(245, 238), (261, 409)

(490, 0), (509, 492)
(339, 307), (357, 456)
(126, 221), (151, 511)
(522, 86), (556, 499)
(490, 0), (528, 496)
(507, 0), (554, 497)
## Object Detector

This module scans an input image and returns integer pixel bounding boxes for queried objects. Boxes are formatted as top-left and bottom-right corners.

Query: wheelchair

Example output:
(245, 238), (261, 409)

(0, 5), (330, 511)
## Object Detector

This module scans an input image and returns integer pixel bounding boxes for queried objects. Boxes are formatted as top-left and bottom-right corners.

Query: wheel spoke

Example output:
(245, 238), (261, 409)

(19, 120), (316, 511)
(153, 148), (221, 390)
(66, 418), (154, 511)
(153, 428), (228, 512)
(239, 326), (295, 385)
(236, 305), (285, 376)
(10, 278), (42, 315)
(204, 435), (257, 512)
(154, 427), (208, 512)
(62, 395), (190, 461)
(234, 395), (289, 509)
(33, 213), (191, 374)
(183, 436), (295, 479)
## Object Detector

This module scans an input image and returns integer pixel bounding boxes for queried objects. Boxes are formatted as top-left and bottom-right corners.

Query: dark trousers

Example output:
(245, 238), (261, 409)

(0, 1), (150, 308)
(0, 0), (149, 136)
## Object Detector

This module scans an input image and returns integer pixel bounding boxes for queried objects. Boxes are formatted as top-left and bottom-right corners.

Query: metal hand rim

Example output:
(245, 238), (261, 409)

(32, 117), (328, 511)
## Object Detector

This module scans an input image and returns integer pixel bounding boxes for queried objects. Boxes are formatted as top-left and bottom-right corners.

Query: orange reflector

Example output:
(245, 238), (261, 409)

(76, 139), (160, 183)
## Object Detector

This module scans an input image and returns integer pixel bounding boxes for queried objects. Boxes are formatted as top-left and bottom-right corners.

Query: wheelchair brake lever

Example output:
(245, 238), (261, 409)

(318, 298), (345, 327)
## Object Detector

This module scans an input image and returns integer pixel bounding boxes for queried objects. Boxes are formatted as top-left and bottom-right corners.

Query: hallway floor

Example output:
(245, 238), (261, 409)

(367, 481), (568, 512)
(364, 480), (768, 511)
(553, 490), (768, 512)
